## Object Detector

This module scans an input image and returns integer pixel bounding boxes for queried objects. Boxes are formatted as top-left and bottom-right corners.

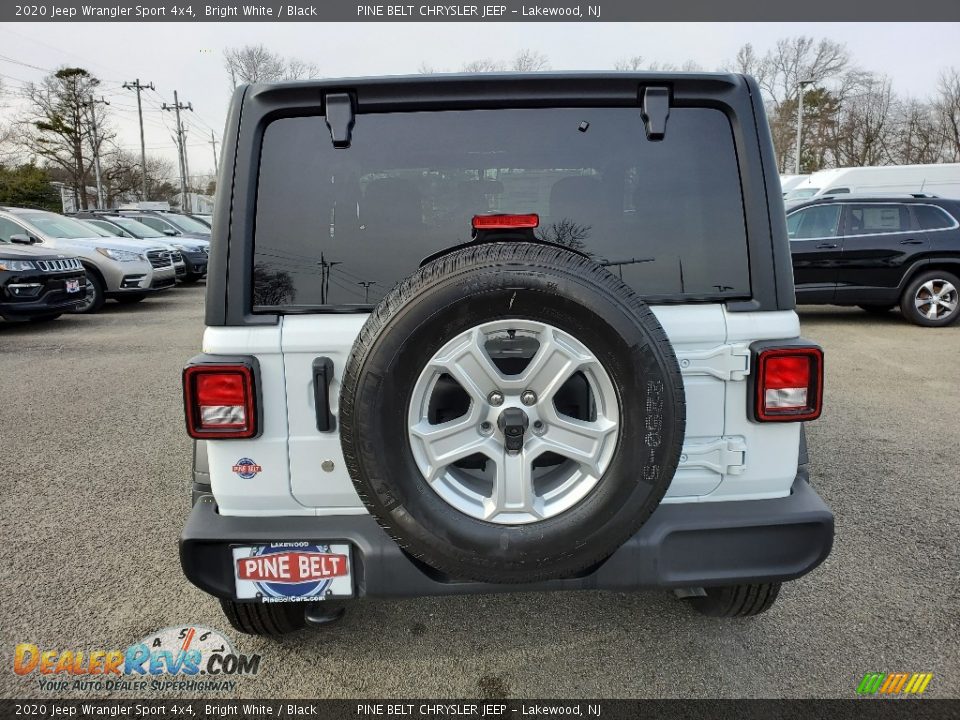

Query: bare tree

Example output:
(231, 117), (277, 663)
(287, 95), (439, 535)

(461, 58), (505, 73)
(511, 50), (550, 72)
(20, 67), (111, 210)
(646, 60), (704, 72)
(829, 75), (896, 167)
(253, 264), (296, 306)
(760, 37), (851, 106)
(224, 45), (319, 89)
(731, 43), (761, 76)
(285, 57), (321, 81)
(935, 68), (960, 162)
(537, 219), (592, 253)
(614, 56), (645, 71)
(894, 99), (947, 165)
(0, 77), (19, 166)
(98, 149), (177, 205)
(613, 56), (701, 72)
(725, 37), (855, 172)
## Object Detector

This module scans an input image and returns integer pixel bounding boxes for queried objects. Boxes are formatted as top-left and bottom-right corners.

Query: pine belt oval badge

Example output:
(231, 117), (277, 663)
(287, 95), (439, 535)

(232, 458), (262, 479)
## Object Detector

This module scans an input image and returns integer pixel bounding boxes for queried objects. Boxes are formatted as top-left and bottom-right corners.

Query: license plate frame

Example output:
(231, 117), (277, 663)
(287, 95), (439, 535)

(65, 279), (81, 294)
(232, 543), (352, 602)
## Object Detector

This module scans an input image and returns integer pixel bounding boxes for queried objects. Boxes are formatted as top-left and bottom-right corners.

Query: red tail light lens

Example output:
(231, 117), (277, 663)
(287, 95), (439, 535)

(183, 364), (257, 439)
(472, 213), (539, 230)
(755, 347), (823, 422)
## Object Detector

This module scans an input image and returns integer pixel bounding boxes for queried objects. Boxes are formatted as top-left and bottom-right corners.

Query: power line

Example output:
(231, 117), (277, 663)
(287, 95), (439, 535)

(0, 28), (122, 82)
(0, 54), (52, 73)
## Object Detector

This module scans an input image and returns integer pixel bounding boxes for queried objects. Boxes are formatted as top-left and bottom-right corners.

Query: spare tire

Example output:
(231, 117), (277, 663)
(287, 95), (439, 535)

(339, 242), (685, 583)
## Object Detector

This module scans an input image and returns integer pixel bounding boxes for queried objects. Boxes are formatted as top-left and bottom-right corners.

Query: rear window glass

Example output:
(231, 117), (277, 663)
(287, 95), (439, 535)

(913, 204), (956, 230)
(253, 107), (750, 309)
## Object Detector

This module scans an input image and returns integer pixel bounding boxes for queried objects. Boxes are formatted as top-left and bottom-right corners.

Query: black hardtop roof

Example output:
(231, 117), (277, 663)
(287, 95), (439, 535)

(243, 71), (749, 109)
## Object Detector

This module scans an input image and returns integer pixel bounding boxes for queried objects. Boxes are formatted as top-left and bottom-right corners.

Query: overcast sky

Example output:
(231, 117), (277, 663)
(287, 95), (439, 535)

(0, 22), (957, 179)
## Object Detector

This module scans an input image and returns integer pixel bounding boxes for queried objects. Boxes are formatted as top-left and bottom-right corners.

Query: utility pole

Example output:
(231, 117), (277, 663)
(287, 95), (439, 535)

(83, 95), (110, 209)
(182, 124), (193, 211)
(209, 130), (219, 173)
(357, 281), (376, 303)
(162, 91), (193, 213)
(122, 79), (154, 201)
(794, 79), (814, 175)
(319, 252), (342, 304)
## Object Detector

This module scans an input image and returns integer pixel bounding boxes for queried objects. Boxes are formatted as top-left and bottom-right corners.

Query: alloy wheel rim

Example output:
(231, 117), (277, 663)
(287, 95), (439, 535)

(407, 319), (620, 525)
(915, 279), (958, 321)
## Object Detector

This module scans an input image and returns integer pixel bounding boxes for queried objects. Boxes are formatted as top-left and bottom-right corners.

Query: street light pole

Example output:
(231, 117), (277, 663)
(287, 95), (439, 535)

(794, 79), (814, 175)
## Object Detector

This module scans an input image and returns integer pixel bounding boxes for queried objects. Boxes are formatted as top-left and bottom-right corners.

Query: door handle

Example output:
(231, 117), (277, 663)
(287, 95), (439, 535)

(312, 357), (336, 432)
(815, 242), (838, 249)
(899, 239), (923, 245)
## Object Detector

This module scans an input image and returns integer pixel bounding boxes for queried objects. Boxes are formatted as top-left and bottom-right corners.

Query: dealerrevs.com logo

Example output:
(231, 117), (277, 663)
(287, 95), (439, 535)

(14, 626), (262, 693)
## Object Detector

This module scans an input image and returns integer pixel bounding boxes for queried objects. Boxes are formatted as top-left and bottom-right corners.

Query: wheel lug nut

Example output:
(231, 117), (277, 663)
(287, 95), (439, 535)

(521, 390), (537, 406)
(488, 391), (504, 406)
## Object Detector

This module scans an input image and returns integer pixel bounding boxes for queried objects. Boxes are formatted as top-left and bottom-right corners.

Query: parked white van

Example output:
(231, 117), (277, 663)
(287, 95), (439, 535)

(784, 163), (960, 205)
(779, 174), (810, 196)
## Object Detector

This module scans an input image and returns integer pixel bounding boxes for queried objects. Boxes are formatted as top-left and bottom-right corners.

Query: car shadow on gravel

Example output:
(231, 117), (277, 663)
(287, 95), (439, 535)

(231, 590), (790, 696)
(796, 307), (931, 328)
(1, 292), (196, 337)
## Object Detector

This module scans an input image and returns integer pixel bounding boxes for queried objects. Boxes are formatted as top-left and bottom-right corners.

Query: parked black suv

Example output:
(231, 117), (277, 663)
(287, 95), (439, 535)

(0, 242), (86, 322)
(787, 195), (960, 326)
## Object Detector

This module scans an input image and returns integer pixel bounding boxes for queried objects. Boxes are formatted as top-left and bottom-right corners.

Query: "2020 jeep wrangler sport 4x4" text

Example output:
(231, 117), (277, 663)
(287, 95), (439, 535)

(180, 73), (833, 635)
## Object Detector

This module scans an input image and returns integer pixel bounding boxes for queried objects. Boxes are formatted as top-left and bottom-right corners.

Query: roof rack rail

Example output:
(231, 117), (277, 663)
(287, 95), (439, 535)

(817, 192), (941, 200)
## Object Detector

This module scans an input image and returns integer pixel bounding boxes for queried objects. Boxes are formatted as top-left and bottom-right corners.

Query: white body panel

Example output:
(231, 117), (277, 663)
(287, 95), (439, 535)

(785, 163), (960, 202)
(203, 305), (802, 516)
(778, 174), (809, 195)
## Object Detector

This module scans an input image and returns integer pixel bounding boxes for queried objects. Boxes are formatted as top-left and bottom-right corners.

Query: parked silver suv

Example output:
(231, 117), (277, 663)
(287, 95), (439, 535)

(0, 208), (176, 313)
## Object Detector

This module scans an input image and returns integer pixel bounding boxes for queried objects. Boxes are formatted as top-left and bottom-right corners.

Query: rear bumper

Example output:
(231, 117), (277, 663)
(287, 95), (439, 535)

(180, 469), (833, 601)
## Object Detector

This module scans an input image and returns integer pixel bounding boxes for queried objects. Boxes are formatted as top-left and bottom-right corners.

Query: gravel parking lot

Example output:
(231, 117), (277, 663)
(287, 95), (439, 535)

(1, 287), (958, 699)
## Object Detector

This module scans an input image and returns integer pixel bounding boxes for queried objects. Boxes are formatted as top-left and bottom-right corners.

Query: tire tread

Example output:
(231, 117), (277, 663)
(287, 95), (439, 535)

(689, 583), (781, 618)
(219, 599), (305, 636)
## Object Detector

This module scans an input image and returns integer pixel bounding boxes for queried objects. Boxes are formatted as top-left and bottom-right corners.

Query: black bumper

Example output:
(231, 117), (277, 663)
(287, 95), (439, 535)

(181, 470), (833, 601)
(181, 252), (207, 277)
(0, 279), (85, 319)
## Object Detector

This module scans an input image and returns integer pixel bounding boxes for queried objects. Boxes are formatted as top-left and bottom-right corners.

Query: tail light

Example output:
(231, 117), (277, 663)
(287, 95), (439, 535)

(472, 213), (539, 230)
(754, 346), (823, 422)
(183, 362), (259, 439)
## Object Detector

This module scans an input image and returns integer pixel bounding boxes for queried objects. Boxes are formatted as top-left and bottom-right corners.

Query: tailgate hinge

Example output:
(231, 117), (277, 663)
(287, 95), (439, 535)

(640, 86), (670, 140)
(676, 344), (750, 381)
(324, 92), (355, 149)
(679, 437), (747, 476)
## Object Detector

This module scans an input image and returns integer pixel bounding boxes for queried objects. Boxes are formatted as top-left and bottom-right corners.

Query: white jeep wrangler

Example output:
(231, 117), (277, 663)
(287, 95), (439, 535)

(180, 73), (833, 635)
